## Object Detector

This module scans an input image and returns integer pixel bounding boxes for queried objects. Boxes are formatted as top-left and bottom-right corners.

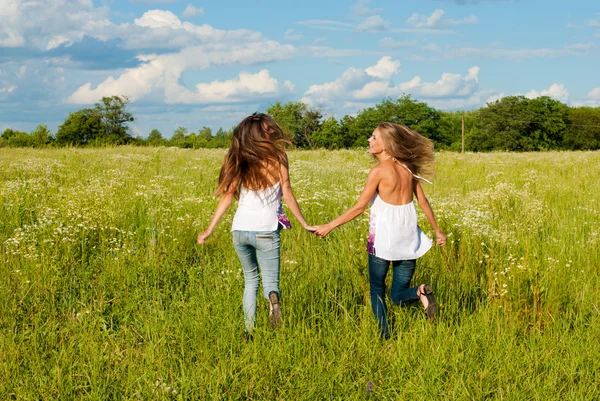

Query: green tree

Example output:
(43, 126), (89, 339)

(56, 109), (103, 146)
(346, 107), (380, 147)
(169, 127), (188, 148)
(193, 126), (212, 148)
(564, 107), (600, 150)
(30, 124), (53, 147)
(94, 96), (135, 144)
(311, 117), (343, 149)
(342, 96), (446, 148)
(1, 128), (18, 141)
(299, 109), (323, 148)
(338, 115), (356, 148)
(147, 129), (166, 146)
(185, 132), (197, 149)
(266, 101), (304, 144)
(381, 96), (447, 145)
(211, 128), (232, 148)
(469, 96), (569, 151)
(198, 126), (212, 142)
(7, 130), (32, 147)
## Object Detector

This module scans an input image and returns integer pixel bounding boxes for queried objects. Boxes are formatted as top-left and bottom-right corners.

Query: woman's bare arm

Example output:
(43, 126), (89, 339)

(197, 183), (237, 244)
(314, 168), (381, 238)
(413, 180), (446, 245)
(280, 155), (315, 231)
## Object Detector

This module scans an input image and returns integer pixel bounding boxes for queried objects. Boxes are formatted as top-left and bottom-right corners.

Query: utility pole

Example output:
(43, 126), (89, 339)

(461, 113), (465, 153)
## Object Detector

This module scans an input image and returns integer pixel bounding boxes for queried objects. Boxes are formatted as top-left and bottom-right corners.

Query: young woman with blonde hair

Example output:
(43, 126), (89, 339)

(198, 113), (314, 336)
(315, 122), (446, 339)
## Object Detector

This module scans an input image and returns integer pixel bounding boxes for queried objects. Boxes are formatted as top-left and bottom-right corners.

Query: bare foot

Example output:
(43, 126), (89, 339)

(417, 284), (429, 309)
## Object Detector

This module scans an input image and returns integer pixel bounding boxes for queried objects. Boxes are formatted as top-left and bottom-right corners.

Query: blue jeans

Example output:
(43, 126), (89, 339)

(368, 254), (419, 339)
(232, 229), (281, 332)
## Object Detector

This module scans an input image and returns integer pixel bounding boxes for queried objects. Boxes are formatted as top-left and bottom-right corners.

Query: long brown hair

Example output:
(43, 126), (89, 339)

(377, 122), (434, 179)
(215, 113), (291, 197)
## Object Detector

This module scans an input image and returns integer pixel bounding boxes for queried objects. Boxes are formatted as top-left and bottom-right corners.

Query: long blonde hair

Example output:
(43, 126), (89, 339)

(377, 122), (434, 179)
(216, 113), (291, 197)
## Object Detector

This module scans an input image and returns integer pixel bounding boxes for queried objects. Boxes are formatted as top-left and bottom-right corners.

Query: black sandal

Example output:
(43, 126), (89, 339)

(418, 284), (438, 321)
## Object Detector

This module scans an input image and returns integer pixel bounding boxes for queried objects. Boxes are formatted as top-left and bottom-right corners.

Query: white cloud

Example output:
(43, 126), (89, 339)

(183, 5), (204, 18)
(0, 57), (72, 106)
(566, 42), (594, 51)
(0, 29), (25, 47)
(284, 29), (304, 41)
(389, 66), (480, 99)
(198, 105), (243, 112)
(297, 20), (353, 31)
(485, 92), (505, 104)
(357, 15), (390, 32)
(406, 9), (477, 28)
(379, 37), (418, 49)
(423, 42), (440, 52)
(352, 0), (383, 16)
(444, 43), (594, 61)
(129, 0), (177, 3)
(122, 11), (266, 50)
(284, 80), (296, 92)
(388, 27), (456, 35)
(586, 14), (600, 28)
(303, 66), (371, 105)
(302, 45), (379, 58)
(588, 87), (600, 100)
(302, 57), (484, 110)
(525, 83), (569, 102)
(0, 0), (114, 50)
(68, 41), (295, 104)
(571, 87), (600, 107)
(365, 56), (400, 79)
(426, 89), (497, 110)
(0, 86), (17, 93)
(169, 70), (289, 103)
(0, 3), (266, 54)
(135, 9), (182, 28)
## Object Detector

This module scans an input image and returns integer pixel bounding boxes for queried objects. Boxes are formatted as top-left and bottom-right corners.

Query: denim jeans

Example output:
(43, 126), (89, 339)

(368, 253), (419, 339)
(232, 229), (281, 332)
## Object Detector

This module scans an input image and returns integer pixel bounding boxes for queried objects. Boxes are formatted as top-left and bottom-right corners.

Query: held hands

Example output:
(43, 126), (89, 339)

(314, 223), (335, 238)
(303, 224), (317, 233)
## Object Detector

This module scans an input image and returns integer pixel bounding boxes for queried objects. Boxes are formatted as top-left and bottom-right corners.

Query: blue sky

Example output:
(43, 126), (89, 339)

(1, 0), (599, 137)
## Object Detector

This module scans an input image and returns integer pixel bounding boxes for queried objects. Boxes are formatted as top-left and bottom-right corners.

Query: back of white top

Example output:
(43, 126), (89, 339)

(231, 182), (282, 232)
(369, 195), (432, 260)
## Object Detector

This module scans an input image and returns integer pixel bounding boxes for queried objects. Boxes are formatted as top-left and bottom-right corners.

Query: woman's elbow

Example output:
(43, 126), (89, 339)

(352, 205), (367, 216)
(282, 192), (296, 204)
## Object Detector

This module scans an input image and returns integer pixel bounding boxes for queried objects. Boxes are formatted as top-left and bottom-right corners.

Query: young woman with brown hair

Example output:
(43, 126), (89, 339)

(198, 113), (315, 335)
(314, 122), (446, 339)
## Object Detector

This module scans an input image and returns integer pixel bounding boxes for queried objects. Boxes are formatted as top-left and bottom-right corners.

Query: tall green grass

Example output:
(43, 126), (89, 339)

(1, 147), (598, 400)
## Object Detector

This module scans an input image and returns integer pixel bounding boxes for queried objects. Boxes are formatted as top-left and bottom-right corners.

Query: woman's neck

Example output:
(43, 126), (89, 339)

(377, 151), (392, 163)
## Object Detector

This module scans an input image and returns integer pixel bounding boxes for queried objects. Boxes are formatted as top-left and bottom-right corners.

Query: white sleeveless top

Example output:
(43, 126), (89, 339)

(232, 182), (289, 232)
(367, 196), (432, 260)
(367, 159), (432, 260)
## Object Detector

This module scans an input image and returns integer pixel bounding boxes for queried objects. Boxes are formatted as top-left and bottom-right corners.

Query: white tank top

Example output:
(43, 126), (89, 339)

(231, 182), (284, 232)
(366, 159), (432, 260)
(367, 195), (432, 260)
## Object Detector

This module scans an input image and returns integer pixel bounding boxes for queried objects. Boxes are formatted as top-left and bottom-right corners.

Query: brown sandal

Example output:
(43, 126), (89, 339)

(418, 284), (438, 321)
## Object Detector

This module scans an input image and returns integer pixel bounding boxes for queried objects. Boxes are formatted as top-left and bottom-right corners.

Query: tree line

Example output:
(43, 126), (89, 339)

(2, 95), (600, 151)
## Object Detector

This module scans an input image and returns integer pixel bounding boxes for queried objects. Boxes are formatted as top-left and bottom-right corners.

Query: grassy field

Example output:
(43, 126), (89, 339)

(1, 147), (599, 400)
